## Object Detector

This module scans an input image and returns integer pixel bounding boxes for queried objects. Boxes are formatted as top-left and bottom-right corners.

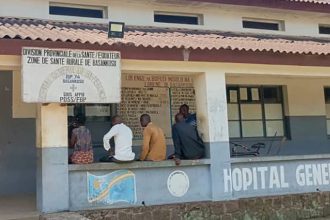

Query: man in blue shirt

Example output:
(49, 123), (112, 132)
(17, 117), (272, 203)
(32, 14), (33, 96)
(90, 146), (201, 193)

(171, 113), (205, 165)
(179, 104), (197, 127)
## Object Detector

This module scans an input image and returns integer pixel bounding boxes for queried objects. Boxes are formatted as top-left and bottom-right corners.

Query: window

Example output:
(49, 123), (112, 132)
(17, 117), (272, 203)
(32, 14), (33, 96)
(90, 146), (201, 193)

(68, 104), (116, 145)
(227, 86), (285, 138)
(68, 104), (116, 122)
(242, 18), (285, 31)
(49, 3), (106, 18)
(324, 88), (330, 135)
(319, 25), (330, 35)
(154, 11), (203, 25)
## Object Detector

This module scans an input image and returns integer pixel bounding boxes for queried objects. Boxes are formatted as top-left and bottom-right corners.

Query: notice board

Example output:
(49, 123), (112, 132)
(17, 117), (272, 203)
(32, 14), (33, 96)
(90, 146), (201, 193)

(118, 73), (196, 139)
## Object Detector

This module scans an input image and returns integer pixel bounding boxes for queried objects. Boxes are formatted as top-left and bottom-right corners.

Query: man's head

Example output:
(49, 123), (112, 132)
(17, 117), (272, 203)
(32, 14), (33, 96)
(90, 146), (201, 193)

(140, 114), (151, 127)
(74, 115), (85, 127)
(179, 104), (189, 118)
(175, 113), (185, 123)
(111, 115), (122, 126)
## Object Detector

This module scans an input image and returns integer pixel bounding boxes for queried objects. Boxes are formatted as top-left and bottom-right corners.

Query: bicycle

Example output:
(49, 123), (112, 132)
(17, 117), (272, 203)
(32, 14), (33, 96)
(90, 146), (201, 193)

(230, 142), (266, 157)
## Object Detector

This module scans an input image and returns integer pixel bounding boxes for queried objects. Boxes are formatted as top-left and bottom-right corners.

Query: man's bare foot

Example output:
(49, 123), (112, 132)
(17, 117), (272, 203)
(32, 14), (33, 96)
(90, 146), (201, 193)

(174, 158), (181, 166)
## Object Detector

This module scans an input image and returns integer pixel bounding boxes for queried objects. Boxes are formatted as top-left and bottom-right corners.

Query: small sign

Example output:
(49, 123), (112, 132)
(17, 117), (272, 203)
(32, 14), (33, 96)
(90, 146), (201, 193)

(167, 170), (190, 197)
(22, 47), (121, 103)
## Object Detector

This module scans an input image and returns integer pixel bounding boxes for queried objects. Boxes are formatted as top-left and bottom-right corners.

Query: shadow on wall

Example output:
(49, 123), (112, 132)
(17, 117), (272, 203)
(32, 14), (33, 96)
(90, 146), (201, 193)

(0, 72), (36, 196)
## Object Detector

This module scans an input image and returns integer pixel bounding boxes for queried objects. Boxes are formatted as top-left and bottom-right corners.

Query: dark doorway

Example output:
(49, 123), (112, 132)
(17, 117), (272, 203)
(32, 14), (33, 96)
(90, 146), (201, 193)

(0, 71), (36, 195)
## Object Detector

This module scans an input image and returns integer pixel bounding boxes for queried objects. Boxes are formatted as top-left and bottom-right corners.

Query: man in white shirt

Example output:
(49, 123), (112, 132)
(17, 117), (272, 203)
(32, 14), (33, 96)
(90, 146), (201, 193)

(100, 115), (135, 162)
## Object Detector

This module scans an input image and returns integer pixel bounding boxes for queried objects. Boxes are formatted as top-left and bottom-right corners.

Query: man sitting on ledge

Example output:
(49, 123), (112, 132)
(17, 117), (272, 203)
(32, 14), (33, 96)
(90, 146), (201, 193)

(170, 113), (205, 165)
(139, 114), (166, 161)
(101, 115), (135, 163)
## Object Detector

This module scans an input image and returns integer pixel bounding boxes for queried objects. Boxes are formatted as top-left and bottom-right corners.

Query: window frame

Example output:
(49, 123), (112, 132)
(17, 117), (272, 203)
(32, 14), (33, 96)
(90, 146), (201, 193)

(49, 2), (107, 19)
(68, 103), (116, 122)
(154, 11), (204, 25)
(324, 87), (330, 135)
(242, 18), (285, 31)
(227, 85), (286, 139)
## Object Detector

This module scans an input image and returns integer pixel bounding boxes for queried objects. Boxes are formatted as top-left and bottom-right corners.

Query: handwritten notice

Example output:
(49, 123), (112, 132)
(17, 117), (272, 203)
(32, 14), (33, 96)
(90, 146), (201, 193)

(118, 87), (170, 139)
(121, 73), (193, 88)
(118, 73), (196, 139)
(170, 87), (196, 124)
(22, 47), (121, 103)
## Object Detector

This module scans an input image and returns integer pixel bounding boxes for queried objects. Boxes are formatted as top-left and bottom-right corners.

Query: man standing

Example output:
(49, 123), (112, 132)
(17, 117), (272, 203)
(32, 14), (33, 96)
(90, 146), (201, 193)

(171, 113), (205, 165)
(139, 114), (166, 161)
(179, 104), (197, 127)
(102, 115), (135, 162)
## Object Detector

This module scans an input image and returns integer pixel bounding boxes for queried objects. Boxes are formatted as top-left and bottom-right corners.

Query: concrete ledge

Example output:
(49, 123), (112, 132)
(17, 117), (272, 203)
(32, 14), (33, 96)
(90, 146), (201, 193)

(68, 159), (211, 171)
(231, 154), (330, 164)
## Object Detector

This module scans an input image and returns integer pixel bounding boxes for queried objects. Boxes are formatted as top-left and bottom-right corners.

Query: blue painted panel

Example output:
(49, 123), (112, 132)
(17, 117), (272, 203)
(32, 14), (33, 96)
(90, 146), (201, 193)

(69, 165), (211, 210)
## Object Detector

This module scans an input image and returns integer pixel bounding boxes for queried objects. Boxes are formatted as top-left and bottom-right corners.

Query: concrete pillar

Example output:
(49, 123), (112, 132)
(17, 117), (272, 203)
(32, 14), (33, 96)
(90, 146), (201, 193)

(36, 103), (69, 213)
(194, 70), (232, 200)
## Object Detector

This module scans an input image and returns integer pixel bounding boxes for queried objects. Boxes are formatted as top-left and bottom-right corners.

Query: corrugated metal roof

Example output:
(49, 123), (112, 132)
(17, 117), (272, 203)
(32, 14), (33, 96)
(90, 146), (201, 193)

(1, 17), (330, 55)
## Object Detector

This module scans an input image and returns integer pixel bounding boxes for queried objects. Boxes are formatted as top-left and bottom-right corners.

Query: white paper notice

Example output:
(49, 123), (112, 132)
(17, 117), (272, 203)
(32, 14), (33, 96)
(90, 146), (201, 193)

(229, 90), (238, 102)
(251, 88), (260, 101)
(239, 88), (248, 100)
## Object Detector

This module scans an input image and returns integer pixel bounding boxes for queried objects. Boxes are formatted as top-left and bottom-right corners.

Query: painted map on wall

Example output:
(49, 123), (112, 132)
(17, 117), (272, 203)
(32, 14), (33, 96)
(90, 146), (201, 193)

(87, 170), (137, 205)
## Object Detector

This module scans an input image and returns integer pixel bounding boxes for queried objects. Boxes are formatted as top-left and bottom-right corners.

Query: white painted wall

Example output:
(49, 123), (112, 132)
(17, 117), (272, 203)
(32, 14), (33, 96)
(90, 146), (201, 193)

(194, 71), (229, 142)
(36, 103), (67, 148)
(3, 56), (330, 118)
(0, 0), (49, 19)
(0, 0), (329, 38)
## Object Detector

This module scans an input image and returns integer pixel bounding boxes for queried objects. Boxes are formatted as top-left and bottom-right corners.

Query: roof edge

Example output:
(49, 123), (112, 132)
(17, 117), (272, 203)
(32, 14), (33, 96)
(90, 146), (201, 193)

(1, 38), (330, 67)
(194, 0), (330, 14)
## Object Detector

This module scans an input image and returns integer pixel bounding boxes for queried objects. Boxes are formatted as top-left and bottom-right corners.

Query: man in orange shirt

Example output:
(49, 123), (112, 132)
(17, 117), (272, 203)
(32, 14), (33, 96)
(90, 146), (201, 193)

(139, 114), (166, 161)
